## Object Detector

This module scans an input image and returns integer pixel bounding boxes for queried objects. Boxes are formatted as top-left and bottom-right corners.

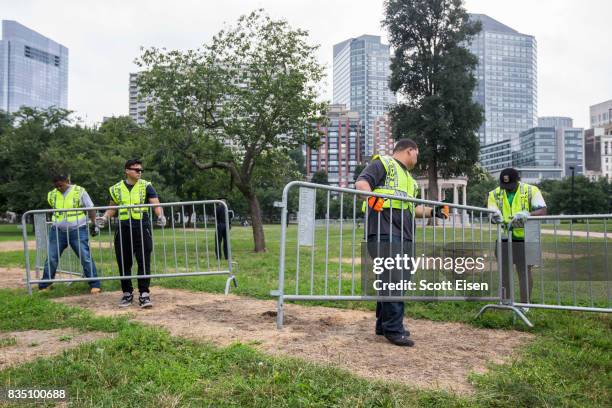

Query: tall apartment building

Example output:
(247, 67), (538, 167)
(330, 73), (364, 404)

(0, 20), (68, 113)
(306, 104), (361, 187)
(333, 35), (395, 159)
(128, 72), (148, 125)
(372, 114), (394, 157)
(468, 14), (537, 148)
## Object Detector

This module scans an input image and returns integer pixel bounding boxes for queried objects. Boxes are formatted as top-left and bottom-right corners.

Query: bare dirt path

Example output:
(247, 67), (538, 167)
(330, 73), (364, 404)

(55, 288), (533, 394)
(0, 267), (25, 289)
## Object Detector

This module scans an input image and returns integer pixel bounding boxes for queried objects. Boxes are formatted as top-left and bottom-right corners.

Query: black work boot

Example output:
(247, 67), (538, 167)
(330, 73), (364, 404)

(385, 334), (415, 347)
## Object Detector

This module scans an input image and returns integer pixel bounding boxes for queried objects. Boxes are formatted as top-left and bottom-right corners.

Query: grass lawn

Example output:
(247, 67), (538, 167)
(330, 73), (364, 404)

(0, 224), (611, 406)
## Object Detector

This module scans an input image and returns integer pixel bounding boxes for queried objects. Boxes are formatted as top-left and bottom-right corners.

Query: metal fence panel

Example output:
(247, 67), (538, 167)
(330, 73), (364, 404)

(21, 200), (237, 295)
(274, 181), (505, 328)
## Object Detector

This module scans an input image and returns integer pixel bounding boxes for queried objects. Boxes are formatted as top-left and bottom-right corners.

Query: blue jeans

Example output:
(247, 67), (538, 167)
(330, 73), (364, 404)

(40, 225), (100, 289)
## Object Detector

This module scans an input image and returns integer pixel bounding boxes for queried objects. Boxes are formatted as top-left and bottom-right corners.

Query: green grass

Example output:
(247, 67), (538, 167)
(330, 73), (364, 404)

(0, 224), (25, 242)
(0, 289), (610, 407)
(0, 225), (611, 406)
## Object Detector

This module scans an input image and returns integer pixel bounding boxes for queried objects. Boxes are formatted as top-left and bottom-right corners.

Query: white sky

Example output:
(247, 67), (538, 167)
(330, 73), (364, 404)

(2, 0), (611, 128)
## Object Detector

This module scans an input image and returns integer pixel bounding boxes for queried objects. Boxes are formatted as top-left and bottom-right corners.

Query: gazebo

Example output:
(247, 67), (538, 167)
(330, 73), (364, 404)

(414, 175), (469, 225)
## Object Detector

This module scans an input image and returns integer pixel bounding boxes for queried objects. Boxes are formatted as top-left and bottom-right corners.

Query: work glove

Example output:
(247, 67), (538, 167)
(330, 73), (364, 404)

(490, 210), (504, 225)
(433, 205), (449, 219)
(510, 211), (530, 228)
(156, 214), (167, 227)
(89, 223), (100, 237)
(367, 196), (385, 212)
(95, 215), (108, 228)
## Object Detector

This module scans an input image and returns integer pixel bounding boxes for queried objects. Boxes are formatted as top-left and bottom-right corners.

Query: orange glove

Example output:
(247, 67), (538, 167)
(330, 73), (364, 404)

(367, 196), (385, 212)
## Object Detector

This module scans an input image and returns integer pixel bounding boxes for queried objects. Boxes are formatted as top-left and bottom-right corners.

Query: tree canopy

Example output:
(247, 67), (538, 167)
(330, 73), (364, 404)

(383, 0), (483, 201)
(135, 9), (327, 252)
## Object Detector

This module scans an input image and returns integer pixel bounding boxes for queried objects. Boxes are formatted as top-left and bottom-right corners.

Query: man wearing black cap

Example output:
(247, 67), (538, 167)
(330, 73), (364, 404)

(488, 168), (547, 307)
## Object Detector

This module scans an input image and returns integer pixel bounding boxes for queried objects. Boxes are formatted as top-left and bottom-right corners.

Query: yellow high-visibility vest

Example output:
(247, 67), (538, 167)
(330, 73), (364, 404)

(109, 179), (151, 220)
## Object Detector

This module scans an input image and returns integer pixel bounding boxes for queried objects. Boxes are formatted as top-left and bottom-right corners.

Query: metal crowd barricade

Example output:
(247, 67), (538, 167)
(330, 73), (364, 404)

(21, 200), (237, 295)
(499, 214), (612, 317)
(272, 181), (520, 329)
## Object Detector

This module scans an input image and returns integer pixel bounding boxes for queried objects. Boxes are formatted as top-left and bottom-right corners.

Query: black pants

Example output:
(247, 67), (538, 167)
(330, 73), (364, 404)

(114, 222), (152, 294)
(215, 224), (228, 260)
(367, 235), (411, 337)
(496, 240), (533, 303)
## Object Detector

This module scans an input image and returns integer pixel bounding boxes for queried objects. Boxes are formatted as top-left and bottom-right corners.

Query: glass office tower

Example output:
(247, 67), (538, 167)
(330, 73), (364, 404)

(333, 35), (395, 159)
(468, 14), (537, 148)
(0, 20), (68, 113)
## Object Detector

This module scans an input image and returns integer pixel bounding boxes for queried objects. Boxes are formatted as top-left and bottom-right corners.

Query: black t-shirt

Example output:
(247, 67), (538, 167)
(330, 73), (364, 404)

(109, 181), (159, 226)
(356, 158), (416, 241)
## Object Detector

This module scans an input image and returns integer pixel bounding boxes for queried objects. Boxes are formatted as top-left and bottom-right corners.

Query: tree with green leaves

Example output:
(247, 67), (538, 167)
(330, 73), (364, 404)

(136, 10), (326, 252)
(383, 0), (483, 201)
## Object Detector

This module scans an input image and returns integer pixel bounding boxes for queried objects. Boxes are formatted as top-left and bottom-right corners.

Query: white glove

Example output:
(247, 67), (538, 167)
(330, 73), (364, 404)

(95, 215), (108, 228)
(491, 210), (504, 225)
(156, 214), (167, 227)
(511, 211), (530, 228)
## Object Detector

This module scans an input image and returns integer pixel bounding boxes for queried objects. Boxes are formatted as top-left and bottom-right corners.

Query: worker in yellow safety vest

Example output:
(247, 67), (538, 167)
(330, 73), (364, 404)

(355, 138), (449, 347)
(488, 168), (547, 308)
(96, 159), (166, 308)
(40, 174), (101, 293)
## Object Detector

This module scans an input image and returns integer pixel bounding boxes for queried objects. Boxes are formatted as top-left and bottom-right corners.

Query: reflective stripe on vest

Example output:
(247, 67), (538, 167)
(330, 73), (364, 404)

(492, 182), (533, 240)
(109, 180), (151, 220)
(47, 185), (86, 223)
(361, 155), (418, 214)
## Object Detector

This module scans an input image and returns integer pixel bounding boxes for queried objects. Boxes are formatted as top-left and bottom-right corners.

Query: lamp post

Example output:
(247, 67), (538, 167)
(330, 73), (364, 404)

(569, 166), (575, 215)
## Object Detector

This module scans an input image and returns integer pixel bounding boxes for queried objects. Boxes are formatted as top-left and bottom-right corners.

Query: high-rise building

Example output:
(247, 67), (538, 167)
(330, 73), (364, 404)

(538, 117), (584, 177)
(479, 139), (513, 173)
(589, 99), (612, 128)
(468, 14), (537, 148)
(128, 72), (147, 125)
(333, 35), (395, 159)
(0, 20), (68, 113)
(306, 104), (361, 187)
(372, 114), (394, 157)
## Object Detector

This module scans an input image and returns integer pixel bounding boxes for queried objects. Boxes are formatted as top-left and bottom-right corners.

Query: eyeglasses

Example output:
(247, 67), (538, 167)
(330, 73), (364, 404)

(127, 168), (144, 173)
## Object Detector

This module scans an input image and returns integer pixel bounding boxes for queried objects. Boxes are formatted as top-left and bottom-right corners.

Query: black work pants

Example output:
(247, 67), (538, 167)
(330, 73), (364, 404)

(215, 223), (228, 260)
(114, 222), (152, 294)
(367, 235), (411, 337)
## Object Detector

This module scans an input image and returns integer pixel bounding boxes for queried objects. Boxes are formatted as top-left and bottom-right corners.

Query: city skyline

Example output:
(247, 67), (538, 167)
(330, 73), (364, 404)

(2, 0), (611, 128)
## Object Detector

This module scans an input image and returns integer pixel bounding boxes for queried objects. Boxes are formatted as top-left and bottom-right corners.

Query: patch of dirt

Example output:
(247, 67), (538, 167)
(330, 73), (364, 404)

(0, 329), (112, 369)
(0, 267), (25, 289)
(55, 288), (533, 394)
(0, 241), (34, 252)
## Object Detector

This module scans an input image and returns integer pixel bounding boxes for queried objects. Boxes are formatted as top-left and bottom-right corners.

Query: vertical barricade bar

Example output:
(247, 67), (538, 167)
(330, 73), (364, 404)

(22, 213), (33, 295)
(276, 183), (291, 329)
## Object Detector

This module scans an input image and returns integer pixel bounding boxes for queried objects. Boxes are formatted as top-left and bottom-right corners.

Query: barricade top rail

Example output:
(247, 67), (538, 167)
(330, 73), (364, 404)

(527, 214), (612, 220)
(22, 199), (228, 216)
(281, 181), (497, 213)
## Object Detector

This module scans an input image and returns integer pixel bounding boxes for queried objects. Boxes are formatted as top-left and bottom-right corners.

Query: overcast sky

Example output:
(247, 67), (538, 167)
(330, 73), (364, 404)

(3, 0), (611, 128)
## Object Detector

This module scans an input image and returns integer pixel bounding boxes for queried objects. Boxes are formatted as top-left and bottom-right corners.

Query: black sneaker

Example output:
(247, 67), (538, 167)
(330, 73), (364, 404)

(385, 334), (415, 347)
(139, 292), (152, 308)
(119, 292), (133, 307)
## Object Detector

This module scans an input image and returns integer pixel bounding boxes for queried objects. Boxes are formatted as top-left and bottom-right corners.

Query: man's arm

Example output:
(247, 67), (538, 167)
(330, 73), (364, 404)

(149, 197), (164, 218)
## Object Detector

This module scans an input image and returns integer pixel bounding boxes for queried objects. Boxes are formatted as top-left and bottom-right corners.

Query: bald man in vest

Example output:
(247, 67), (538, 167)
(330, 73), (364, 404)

(97, 159), (166, 308)
(39, 174), (101, 293)
(488, 168), (547, 309)
(355, 138), (448, 347)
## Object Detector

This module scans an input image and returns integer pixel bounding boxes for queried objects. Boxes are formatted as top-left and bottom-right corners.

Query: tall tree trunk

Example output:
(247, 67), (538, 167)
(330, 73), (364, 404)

(247, 191), (266, 252)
